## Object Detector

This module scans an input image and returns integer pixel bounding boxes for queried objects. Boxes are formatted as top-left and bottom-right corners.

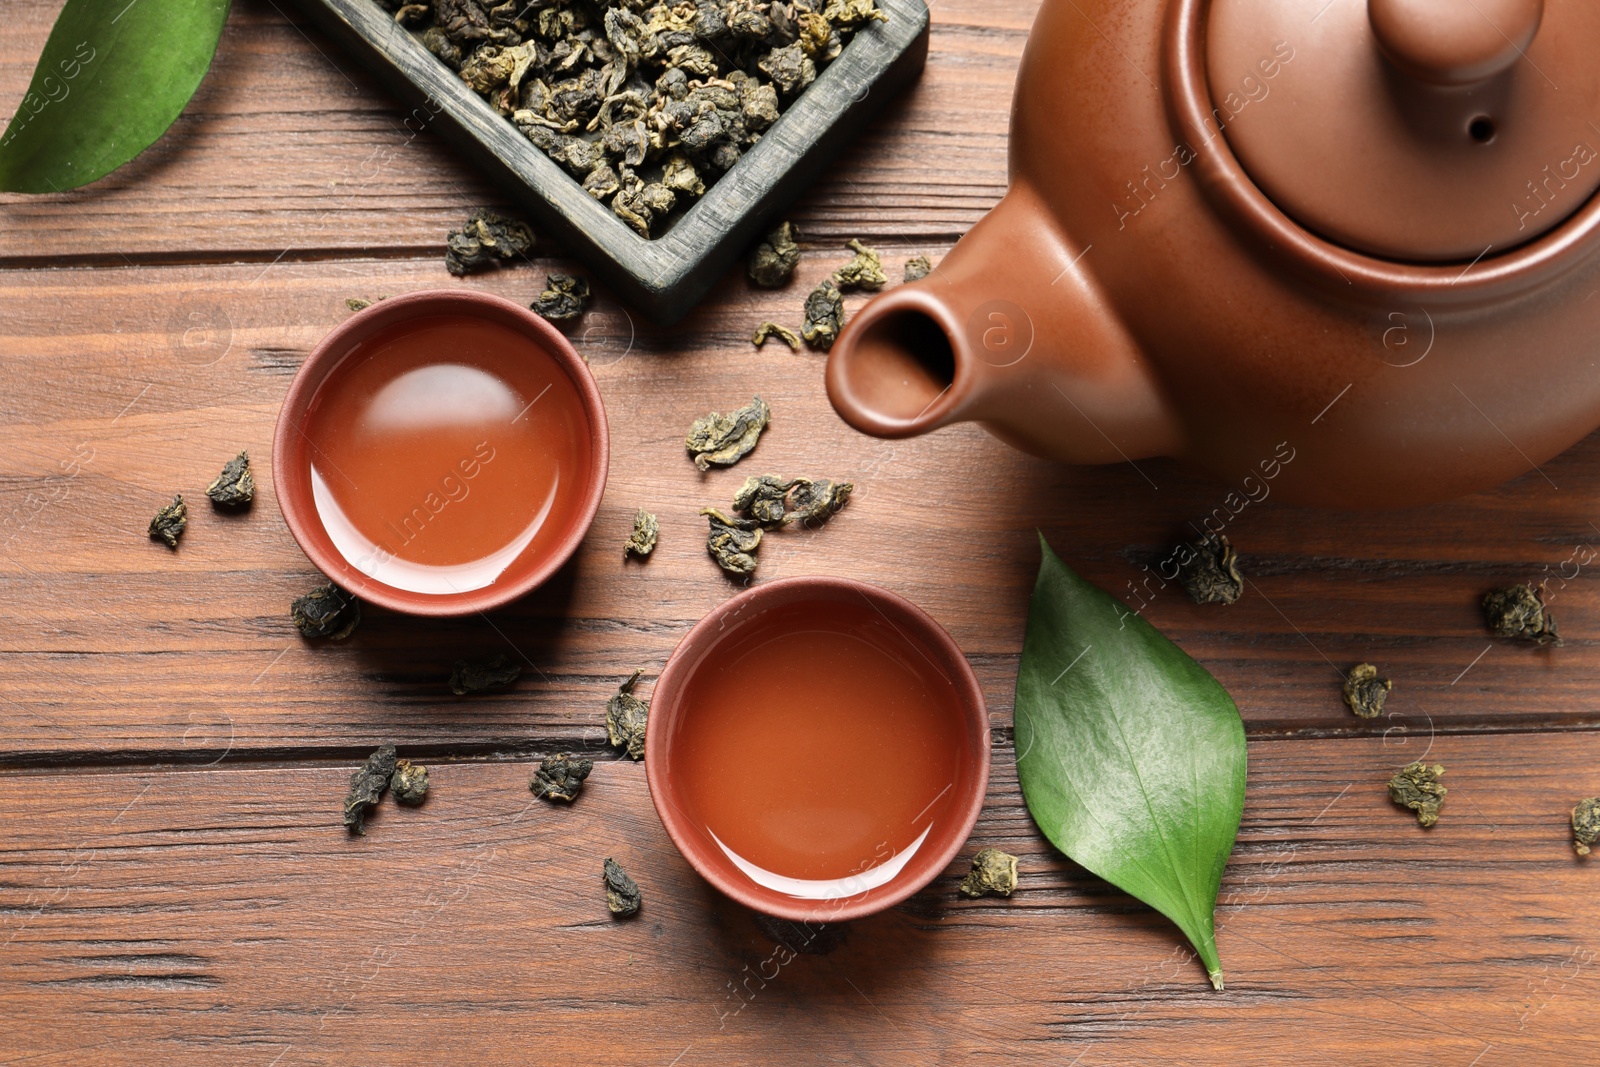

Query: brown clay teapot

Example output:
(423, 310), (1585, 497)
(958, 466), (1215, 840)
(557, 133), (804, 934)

(826, 0), (1600, 507)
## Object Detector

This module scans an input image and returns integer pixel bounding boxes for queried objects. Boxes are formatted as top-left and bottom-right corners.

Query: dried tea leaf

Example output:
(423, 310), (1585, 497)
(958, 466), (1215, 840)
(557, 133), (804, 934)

(1388, 761), (1446, 828)
(904, 255), (932, 283)
(702, 507), (763, 575)
(449, 653), (522, 696)
(344, 743), (398, 835)
(531, 753), (593, 803)
(1342, 663), (1392, 720)
(823, 0), (890, 28)
(748, 221), (801, 288)
(802, 281), (844, 351)
(390, 759), (429, 805)
(752, 322), (802, 351)
(1572, 797), (1600, 856)
(603, 856), (642, 917)
(1179, 533), (1244, 605)
(206, 450), (255, 509)
(605, 668), (649, 760)
(624, 508), (659, 559)
(346, 298), (372, 312)
(1016, 537), (1246, 990)
(291, 583), (362, 641)
(531, 273), (591, 321)
(785, 478), (853, 525)
(731, 474), (795, 525)
(686, 396), (770, 471)
(444, 208), (535, 276)
(147, 495), (187, 549)
(833, 238), (887, 291)
(1483, 584), (1561, 646)
(958, 848), (1018, 899)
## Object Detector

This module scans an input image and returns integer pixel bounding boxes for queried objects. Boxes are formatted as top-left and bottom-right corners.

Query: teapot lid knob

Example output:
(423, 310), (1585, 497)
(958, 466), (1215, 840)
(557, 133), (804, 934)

(1368, 0), (1544, 85)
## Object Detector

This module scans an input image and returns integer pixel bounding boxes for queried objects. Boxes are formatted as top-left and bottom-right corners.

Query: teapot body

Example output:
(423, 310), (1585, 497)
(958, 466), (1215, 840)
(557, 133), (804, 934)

(827, 0), (1600, 507)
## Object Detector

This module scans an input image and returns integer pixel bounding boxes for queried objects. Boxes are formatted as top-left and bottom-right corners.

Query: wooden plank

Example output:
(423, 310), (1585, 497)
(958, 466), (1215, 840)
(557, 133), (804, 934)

(0, 0), (1022, 265)
(6, 257), (1600, 759)
(0, 733), (1592, 1063)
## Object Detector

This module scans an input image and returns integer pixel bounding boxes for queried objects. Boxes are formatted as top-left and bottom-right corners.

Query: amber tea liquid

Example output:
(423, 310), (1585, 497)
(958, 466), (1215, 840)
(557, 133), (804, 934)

(672, 596), (972, 900)
(304, 314), (592, 594)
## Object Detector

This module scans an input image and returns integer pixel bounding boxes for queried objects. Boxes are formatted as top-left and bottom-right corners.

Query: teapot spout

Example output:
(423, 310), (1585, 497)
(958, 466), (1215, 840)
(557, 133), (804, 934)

(826, 184), (1182, 463)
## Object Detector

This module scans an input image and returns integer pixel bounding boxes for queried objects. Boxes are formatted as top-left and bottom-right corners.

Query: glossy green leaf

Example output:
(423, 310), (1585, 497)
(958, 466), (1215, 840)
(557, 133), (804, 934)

(1015, 535), (1247, 989)
(0, 0), (231, 193)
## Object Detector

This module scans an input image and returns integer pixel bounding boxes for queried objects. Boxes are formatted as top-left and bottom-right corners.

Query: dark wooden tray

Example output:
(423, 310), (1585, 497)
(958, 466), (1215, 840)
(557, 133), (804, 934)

(283, 0), (930, 323)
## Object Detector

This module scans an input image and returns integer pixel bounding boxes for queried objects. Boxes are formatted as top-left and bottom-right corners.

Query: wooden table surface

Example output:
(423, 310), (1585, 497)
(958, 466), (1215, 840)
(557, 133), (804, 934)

(2, 2), (1595, 1063)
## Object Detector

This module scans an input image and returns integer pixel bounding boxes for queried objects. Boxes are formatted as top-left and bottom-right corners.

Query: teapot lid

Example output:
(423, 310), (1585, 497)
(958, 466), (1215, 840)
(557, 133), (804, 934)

(1207, 0), (1600, 262)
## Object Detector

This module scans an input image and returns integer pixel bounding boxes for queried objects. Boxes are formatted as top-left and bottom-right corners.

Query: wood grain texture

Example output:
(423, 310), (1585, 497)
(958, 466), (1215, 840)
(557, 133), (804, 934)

(0, 735), (1594, 1065)
(1, 0), (1597, 1062)
(5, 256), (1600, 759)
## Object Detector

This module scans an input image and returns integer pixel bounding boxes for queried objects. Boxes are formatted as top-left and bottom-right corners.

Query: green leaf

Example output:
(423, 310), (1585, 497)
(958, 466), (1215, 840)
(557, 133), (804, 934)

(1015, 534), (1247, 990)
(0, 0), (231, 193)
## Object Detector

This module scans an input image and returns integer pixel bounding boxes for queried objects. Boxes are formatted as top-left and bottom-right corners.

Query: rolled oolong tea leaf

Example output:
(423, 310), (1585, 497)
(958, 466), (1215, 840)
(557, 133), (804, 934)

(686, 396), (771, 471)
(1388, 761), (1447, 828)
(444, 208), (535, 276)
(531, 273), (591, 322)
(206, 450), (255, 509)
(605, 669), (649, 761)
(702, 507), (763, 576)
(824, 0), (891, 28)
(748, 221), (801, 288)
(1483, 584), (1561, 646)
(732, 474), (795, 526)
(449, 653), (522, 696)
(390, 759), (429, 806)
(958, 848), (1019, 899)
(344, 742), (398, 835)
(904, 255), (933, 283)
(1179, 533), (1245, 605)
(802, 281), (845, 351)
(624, 508), (659, 560)
(1342, 663), (1392, 720)
(833, 239), (887, 292)
(291, 583), (362, 642)
(785, 478), (853, 526)
(147, 495), (187, 549)
(1572, 797), (1600, 856)
(603, 857), (642, 917)
(1015, 536), (1247, 990)
(346, 298), (372, 312)
(530, 753), (594, 804)
(752, 322), (803, 352)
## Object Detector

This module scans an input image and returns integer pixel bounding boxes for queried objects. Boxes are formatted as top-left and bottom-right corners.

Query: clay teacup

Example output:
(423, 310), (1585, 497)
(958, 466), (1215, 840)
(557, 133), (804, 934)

(646, 576), (991, 923)
(274, 290), (608, 616)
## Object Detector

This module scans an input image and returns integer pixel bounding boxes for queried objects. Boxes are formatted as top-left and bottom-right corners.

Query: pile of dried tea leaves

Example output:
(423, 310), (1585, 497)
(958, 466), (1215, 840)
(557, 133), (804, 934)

(958, 848), (1018, 899)
(702, 473), (853, 574)
(1388, 761), (1446, 828)
(343, 744), (431, 832)
(382, 0), (888, 239)
(1341, 663), (1392, 720)
(686, 396), (770, 470)
(605, 669), (649, 759)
